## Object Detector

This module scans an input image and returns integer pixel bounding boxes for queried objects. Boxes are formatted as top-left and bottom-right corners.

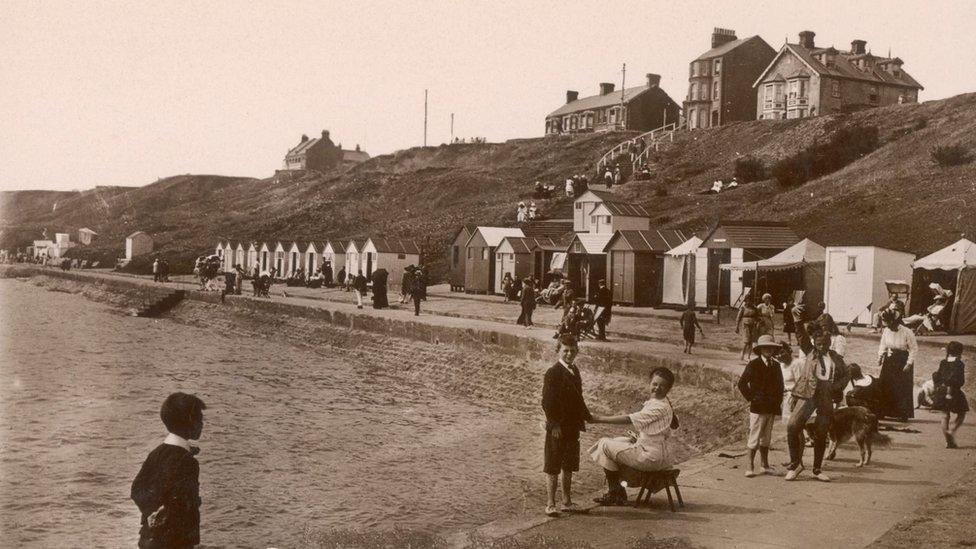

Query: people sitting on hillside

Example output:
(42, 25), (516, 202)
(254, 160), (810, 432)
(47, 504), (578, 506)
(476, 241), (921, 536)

(710, 180), (724, 194)
(528, 202), (538, 220)
(565, 177), (575, 198)
(533, 181), (555, 199)
(634, 163), (651, 181)
(726, 177), (739, 190)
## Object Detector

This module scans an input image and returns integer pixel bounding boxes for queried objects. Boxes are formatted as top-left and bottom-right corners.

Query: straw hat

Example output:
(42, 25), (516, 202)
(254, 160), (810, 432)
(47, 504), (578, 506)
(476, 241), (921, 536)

(752, 334), (780, 352)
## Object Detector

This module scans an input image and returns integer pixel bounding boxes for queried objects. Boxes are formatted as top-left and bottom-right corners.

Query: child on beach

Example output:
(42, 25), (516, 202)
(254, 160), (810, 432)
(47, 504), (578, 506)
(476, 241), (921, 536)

(679, 305), (704, 353)
(933, 341), (968, 448)
(737, 335), (785, 477)
(782, 298), (796, 344)
(131, 392), (206, 548)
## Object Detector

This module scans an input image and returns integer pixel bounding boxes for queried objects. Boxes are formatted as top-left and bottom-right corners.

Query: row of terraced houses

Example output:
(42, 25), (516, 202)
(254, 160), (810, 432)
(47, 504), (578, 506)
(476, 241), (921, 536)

(545, 28), (923, 134)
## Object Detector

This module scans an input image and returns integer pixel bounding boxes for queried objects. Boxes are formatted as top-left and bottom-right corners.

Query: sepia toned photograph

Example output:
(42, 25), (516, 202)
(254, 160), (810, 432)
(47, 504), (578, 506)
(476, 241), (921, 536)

(1, 1), (974, 547)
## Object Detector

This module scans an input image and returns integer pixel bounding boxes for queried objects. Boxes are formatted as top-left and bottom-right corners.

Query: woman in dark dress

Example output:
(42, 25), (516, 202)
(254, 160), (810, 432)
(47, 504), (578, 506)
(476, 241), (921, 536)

(516, 278), (536, 327)
(782, 298), (796, 344)
(877, 309), (918, 421)
(934, 341), (968, 448)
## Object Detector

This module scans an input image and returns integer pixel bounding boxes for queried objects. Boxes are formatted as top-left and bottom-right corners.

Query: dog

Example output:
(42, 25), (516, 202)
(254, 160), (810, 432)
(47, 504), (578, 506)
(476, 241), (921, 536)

(805, 406), (891, 467)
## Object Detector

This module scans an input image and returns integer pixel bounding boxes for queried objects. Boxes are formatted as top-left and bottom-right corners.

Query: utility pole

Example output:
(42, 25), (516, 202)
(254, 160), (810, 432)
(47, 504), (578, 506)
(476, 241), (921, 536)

(423, 89), (428, 147)
(450, 112), (454, 142)
(620, 63), (626, 130)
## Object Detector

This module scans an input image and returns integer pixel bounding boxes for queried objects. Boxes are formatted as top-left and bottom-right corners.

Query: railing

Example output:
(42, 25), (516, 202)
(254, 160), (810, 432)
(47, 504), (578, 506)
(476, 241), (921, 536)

(629, 121), (687, 173)
(595, 121), (685, 175)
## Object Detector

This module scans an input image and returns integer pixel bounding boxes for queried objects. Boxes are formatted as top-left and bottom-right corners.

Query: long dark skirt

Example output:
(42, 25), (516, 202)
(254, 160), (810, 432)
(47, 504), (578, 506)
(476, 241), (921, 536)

(879, 349), (914, 419)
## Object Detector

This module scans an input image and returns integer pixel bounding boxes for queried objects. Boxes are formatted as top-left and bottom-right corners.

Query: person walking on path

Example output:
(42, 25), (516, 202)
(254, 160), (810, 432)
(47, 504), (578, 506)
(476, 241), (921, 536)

(877, 309), (918, 421)
(371, 268), (389, 309)
(593, 279), (612, 341)
(399, 266), (414, 304)
(152, 257), (160, 282)
(409, 271), (426, 316)
(782, 297), (796, 344)
(131, 392), (206, 549)
(784, 315), (850, 482)
(353, 273), (368, 309)
(613, 166), (622, 188)
(565, 177), (575, 198)
(517, 278), (536, 327)
(757, 293), (776, 337)
(502, 272), (515, 302)
(680, 305), (704, 353)
(604, 168), (613, 188)
(738, 335), (786, 478)
(542, 335), (592, 517)
(736, 296), (760, 361)
(337, 267), (347, 291)
(933, 341), (968, 448)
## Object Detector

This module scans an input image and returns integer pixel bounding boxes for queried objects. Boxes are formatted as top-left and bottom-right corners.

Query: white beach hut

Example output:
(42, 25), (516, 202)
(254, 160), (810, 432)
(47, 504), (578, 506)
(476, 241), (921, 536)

(345, 240), (364, 278)
(273, 241), (287, 276)
(824, 245), (915, 325)
(324, 240), (347, 282)
(304, 242), (320, 275)
(259, 242), (271, 273)
(662, 236), (702, 307)
(247, 242), (259, 271)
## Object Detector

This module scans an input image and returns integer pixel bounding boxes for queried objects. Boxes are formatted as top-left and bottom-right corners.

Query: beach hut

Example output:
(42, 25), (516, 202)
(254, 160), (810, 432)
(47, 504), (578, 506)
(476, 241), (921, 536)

(287, 241), (305, 276)
(126, 232), (153, 261)
(345, 240), (365, 278)
(695, 221), (799, 308)
(824, 246), (915, 325)
(235, 242), (247, 269)
(247, 242), (258, 271)
(910, 238), (976, 334)
(604, 229), (690, 306)
(494, 236), (558, 293)
(587, 201), (652, 235)
(259, 242), (271, 272)
(464, 227), (525, 294)
(273, 242), (287, 276)
(447, 225), (476, 291)
(304, 242), (320, 275)
(566, 233), (614, 300)
(362, 238), (422, 284)
(324, 240), (347, 282)
(662, 236), (702, 307)
(573, 190), (614, 233)
(214, 241), (225, 260)
(222, 242), (235, 271)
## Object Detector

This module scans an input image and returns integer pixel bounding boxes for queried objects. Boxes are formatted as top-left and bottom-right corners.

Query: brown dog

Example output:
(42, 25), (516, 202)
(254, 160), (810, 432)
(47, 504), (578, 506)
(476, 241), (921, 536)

(805, 406), (891, 467)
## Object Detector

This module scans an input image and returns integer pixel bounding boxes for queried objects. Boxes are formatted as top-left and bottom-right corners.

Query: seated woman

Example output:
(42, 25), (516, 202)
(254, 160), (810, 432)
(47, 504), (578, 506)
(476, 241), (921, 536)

(588, 367), (677, 505)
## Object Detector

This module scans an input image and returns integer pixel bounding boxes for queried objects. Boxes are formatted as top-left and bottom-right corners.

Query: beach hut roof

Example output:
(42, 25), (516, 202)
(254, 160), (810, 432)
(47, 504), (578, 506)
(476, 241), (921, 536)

(720, 238), (825, 271)
(912, 238), (976, 270)
(469, 227), (525, 248)
(568, 233), (614, 254)
(665, 236), (703, 256)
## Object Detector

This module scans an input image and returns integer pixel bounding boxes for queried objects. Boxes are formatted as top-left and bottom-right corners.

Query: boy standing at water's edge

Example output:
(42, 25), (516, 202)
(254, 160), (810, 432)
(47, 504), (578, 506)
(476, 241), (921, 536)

(541, 334), (592, 517)
(131, 392), (206, 548)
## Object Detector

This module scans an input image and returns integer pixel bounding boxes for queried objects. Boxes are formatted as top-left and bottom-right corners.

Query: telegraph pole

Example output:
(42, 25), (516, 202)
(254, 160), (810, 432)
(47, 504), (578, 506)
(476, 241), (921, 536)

(620, 63), (627, 129)
(450, 112), (455, 142)
(423, 89), (428, 147)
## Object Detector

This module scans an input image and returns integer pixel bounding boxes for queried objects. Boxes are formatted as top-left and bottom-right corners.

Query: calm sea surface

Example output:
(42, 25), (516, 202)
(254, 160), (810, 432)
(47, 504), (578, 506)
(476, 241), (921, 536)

(0, 280), (604, 546)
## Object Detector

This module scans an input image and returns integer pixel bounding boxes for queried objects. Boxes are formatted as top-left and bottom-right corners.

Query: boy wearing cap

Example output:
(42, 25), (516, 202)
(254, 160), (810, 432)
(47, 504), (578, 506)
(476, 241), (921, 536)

(738, 335), (785, 477)
(541, 334), (592, 516)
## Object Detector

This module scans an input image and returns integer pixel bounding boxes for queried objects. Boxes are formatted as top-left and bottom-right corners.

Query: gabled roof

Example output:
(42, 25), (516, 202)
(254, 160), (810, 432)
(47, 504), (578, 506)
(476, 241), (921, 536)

(754, 43), (923, 90)
(701, 221), (799, 249)
(235, 242), (246, 249)
(520, 219), (574, 240)
(467, 227), (525, 248)
(666, 236), (703, 256)
(604, 229), (692, 253)
(498, 236), (559, 254)
(345, 240), (365, 252)
(451, 224), (478, 243)
(913, 239), (976, 270)
(575, 189), (616, 203)
(326, 240), (348, 253)
(78, 227), (97, 234)
(548, 85), (660, 118)
(305, 241), (320, 252)
(694, 35), (768, 61)
(368, 238), (422, 255)
(342, 149), (370, 163)
(568, 233), (614, 255)
(286, 137), (320, 157)
(591, 201), (650, 217)
(128, 231), (149, 239)
(289, 240), (307, 251)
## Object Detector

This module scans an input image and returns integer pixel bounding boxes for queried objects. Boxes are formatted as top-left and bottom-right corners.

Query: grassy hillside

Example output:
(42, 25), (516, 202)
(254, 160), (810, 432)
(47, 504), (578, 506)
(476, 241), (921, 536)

(3, 93), (975, 276)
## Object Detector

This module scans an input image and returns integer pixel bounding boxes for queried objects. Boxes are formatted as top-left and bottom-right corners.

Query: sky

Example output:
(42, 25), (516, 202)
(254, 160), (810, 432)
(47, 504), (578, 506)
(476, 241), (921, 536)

(1, 0), (974, 191)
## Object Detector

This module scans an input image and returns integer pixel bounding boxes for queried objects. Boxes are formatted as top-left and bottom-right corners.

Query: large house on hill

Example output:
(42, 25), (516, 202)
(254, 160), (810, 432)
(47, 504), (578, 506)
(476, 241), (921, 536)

(545, 73), (680, 135)
(753, 31), (923, 120)
(283, 130), (369, 172)
(684, 28), (776, 130)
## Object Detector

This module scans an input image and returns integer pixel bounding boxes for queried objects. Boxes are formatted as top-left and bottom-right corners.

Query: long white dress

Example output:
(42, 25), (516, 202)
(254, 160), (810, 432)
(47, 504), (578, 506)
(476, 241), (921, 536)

(588, 398), (674, 472)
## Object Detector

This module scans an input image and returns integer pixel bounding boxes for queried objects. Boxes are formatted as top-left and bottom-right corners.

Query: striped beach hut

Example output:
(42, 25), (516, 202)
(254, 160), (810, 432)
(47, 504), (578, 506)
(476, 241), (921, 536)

(259, 242), (272, 273)
(273, 241), (287, 276)
(223, 241), (235, 271)
(235, 242), (247, 270)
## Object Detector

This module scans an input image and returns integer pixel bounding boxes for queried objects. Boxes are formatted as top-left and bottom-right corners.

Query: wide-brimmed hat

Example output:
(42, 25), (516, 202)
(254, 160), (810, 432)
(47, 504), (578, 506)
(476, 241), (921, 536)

(753, 335), (780, 352)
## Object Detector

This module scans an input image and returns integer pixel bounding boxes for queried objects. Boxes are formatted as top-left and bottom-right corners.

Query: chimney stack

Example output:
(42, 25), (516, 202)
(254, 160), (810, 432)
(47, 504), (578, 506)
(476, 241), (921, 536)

(599, 82), (615, 95)
(566, 90), (579, 103)
(646, 73), (661, 88)
(850, 39), (867, 55)
(711, 27), (737, 49)
(300, 134), (309, 143)
(798, 30), (816, 49)
(321, 130), (330, 140)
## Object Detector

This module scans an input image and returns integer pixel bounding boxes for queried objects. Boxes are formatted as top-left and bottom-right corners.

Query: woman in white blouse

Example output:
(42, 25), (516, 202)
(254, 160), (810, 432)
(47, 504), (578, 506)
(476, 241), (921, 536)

(588, 367), (677, 505)
(877, 309), (919, 420)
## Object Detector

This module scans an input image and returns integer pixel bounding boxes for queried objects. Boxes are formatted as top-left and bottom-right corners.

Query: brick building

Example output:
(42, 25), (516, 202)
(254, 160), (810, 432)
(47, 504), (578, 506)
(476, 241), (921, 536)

(283, 130), (344, 172)
(545, 73), (680, 135)
(753, 31), (923, 120)
(684, 28), (776, 130)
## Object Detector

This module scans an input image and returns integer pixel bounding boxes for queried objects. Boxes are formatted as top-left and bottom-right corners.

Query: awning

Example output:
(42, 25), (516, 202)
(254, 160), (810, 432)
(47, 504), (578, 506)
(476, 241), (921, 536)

(665, 236), (702, 257)
(912, 238), (976, 270)
(720, 238), (825, 272)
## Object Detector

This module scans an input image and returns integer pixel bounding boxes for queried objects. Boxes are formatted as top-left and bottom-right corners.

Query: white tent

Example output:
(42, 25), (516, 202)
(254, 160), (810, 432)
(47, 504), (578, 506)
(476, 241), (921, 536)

(911, 238), (976, 334)
(663, 236), (702, 306)
(719, 238), (826, 272)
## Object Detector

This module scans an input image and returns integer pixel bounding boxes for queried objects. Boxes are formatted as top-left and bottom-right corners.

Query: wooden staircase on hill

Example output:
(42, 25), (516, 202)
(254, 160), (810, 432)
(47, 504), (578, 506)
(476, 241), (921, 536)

(594, 121), (686, 183)
(134, 289), (185, 317)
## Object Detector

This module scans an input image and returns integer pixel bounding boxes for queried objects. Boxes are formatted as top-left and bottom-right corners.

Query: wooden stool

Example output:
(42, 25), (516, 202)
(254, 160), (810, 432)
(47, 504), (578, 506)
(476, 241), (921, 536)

(619, 466), (683, 512)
